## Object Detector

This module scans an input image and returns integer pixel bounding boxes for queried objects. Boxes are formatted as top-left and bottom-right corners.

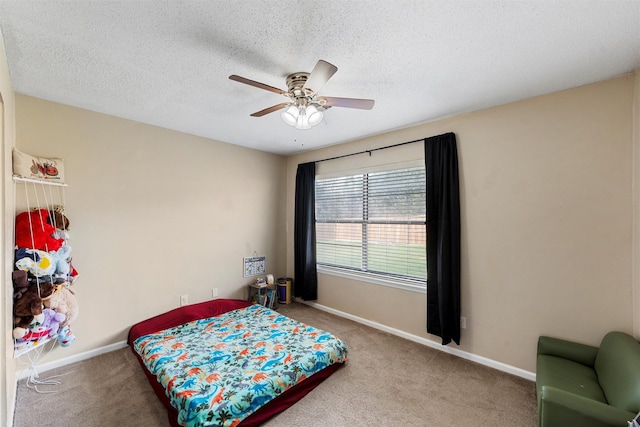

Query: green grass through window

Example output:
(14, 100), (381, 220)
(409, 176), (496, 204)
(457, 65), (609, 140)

(317, 241), (426, 280)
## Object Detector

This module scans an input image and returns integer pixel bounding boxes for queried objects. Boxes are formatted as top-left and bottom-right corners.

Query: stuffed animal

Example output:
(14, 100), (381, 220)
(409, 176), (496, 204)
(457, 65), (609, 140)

(13, 312), (45, 340)
(17, 308), (63, 342)
(13, 283), (45, 339)
(47, 207), (70, 232)
(13, 280), (55, 328)
(13, 286), (43, 326)
(18, 325), (49, 342)
(15, 248), (56, 277)
(44, 287), (78, 326)
(57, 325), (75, 347)
(52, 228), (69, 241)
(15, 209), (64, 251)
(50, 246), (72, 275)
(12, 270), (29, 299)
(42, 308), (65, 335)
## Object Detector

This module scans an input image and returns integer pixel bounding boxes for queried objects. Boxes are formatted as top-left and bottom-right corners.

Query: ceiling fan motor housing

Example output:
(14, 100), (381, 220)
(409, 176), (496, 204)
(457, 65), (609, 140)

(286, 72), (311, 97)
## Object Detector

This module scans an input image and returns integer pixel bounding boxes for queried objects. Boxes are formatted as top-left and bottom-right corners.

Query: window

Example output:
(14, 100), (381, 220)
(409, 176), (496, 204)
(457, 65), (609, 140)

(315, 165), (426, 289)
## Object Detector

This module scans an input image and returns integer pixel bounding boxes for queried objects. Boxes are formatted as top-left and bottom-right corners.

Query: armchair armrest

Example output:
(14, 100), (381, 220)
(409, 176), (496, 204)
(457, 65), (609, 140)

(538, 336), (598, 367)
(540, 386), (635, 427)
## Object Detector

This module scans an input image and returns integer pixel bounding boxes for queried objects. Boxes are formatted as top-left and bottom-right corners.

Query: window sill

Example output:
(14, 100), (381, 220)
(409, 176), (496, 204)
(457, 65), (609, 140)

(317, 265), (426, 294)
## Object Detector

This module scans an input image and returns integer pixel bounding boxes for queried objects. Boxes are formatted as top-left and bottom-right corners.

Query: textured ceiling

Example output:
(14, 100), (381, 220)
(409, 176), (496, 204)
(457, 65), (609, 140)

(0, 1), (639, 155)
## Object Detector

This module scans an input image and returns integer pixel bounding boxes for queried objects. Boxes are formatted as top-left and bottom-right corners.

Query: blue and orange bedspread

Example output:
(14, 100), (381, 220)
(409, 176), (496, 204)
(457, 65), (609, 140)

(133, 304), (349, 427)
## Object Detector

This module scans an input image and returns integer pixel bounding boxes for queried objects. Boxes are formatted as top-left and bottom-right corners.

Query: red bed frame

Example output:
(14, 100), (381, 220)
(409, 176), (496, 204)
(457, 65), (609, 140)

(128, 298), (342, 427)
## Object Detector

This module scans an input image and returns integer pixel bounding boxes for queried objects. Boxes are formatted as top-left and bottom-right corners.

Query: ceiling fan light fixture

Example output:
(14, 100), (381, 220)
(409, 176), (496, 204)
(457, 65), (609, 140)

(295, 105), (311, 130)
(306, 104), (323, 126)
(281, 105), (298, 126)
(281, 103), (323, 130)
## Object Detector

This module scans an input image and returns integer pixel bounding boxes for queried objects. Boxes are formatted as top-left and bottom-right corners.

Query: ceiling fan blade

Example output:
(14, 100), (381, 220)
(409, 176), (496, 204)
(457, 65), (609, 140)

(229, 75), (286, 95)
(303, 60), (338, 93)
(321, 96), (375, 110)
(250, 102), (291, 117)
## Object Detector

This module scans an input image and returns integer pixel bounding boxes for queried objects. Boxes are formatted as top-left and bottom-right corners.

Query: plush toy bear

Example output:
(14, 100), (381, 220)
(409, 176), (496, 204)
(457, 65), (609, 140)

(13, 284), (44, 339)
(15, 209), (64, 251)
(13, 281), (54, 325)
(44, 287), (78, 327)
(13, 312), (45, 340)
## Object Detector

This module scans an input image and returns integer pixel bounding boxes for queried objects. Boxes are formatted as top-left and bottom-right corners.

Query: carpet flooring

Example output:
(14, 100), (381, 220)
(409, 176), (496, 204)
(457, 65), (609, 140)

(13, 302), (537, 426)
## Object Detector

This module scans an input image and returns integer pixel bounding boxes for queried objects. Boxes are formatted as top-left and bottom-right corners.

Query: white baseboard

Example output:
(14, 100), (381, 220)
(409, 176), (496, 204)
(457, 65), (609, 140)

(15, 303), (536, 384)
(16, 341), (128, 380)
(298, 299), (536, 382)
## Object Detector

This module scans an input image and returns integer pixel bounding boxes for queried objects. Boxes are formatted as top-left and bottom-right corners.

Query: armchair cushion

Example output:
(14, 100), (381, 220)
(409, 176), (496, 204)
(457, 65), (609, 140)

(539, 387), (636, 427)
(536, 356), (606, 403)
(594, 331), (640, 413)
(536, 331), (640, 427)
(537, 335), (598, 367)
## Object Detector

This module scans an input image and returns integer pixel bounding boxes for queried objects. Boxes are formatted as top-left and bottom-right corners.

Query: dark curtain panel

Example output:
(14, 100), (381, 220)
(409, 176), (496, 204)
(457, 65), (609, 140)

(425, 132), (461, 345)
(294, 162), (318, 300)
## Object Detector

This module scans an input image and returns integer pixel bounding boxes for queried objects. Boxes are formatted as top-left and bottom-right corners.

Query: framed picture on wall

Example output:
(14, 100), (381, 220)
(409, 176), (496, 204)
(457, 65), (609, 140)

(243, 256), (266, 277)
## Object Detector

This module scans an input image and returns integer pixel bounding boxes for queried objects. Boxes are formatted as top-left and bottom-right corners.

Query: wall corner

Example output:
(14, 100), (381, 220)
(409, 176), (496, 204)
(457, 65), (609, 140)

(632, 69), (640, 340)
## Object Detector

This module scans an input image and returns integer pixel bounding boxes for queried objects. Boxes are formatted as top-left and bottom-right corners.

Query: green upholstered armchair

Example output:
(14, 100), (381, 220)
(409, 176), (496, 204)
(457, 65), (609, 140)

(536, 331), (640, 427)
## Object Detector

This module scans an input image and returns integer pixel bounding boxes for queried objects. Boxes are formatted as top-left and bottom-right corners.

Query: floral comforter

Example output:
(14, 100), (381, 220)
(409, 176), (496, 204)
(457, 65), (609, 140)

(133, 304), (348, 427)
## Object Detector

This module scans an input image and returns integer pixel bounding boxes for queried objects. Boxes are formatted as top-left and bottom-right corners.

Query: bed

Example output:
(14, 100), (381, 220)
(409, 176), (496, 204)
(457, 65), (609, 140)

(128, 298), (348, 427)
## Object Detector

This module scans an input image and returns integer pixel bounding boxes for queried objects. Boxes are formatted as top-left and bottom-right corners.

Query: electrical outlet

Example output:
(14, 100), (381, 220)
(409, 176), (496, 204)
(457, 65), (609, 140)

(460, 316), (467, 329)
(180, 294), (188, 306)
(211, 288), (219, 299)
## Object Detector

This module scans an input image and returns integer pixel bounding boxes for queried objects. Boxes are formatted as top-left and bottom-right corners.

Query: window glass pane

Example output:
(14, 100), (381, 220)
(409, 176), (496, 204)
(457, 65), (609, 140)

(367, 223), (426, 279)
(368, 168), (426, 221)
(316, 222), (362, 269)
(316, 175), (363, 221)
(315, 165), (426, 283)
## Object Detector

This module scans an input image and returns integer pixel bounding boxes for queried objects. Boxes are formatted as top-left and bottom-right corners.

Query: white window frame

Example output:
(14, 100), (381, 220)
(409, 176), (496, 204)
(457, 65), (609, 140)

(317, 264), (426, 293)
(315, 161), (426, 294)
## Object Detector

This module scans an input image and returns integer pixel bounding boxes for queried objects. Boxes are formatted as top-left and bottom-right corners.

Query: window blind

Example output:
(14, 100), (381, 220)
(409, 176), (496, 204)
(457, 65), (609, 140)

(315, 165), (426, 283)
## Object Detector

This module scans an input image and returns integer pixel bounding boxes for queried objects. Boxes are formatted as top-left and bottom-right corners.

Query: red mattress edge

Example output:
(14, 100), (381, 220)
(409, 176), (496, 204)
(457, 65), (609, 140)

(128, 298), (252, 344)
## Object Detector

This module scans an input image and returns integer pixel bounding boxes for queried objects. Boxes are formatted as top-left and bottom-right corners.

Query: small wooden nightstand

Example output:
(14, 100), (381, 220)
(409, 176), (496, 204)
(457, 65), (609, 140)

(247, 282), (278, 309)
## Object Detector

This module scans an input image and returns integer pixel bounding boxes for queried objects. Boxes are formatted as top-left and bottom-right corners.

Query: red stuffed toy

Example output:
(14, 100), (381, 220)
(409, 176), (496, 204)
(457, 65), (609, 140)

(15, 209), (64, 251)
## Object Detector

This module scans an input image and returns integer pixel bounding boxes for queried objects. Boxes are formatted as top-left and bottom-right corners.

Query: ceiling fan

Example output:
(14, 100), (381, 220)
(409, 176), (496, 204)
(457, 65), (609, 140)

(229, 60), (375, 129)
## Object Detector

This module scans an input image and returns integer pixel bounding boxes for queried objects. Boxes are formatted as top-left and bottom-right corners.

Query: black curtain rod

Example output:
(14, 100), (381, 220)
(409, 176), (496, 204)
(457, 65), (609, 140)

(315, 137), (425, 163)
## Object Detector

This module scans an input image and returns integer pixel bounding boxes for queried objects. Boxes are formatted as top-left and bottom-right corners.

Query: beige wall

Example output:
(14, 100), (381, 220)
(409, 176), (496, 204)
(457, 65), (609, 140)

(0, 29), (16, 427)
(286, 74), (636, 373)
(12, 95), (287, 368)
